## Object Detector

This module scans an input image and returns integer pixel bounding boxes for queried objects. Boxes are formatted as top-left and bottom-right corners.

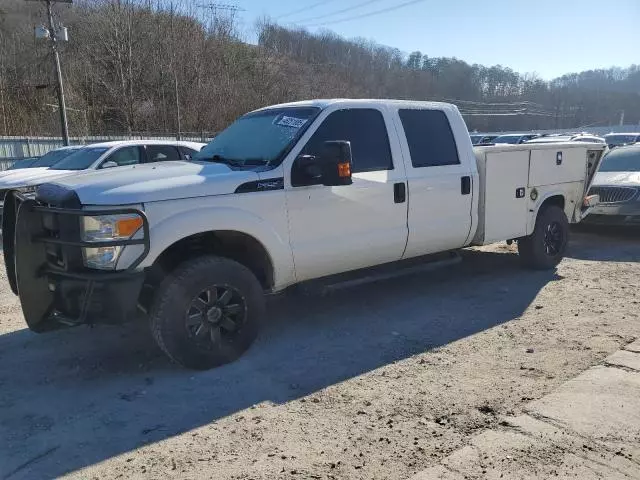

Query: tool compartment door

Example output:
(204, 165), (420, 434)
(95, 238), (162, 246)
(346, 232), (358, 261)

(482, 150), (530, 244)
(529, 147), (586, 186)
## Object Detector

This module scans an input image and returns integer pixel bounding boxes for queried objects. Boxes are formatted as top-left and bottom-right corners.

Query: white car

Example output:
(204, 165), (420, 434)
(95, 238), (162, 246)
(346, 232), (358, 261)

(584, 144), (640, 226)
(0, 139), (206, 195)
(1, 145), (83, 177)
(604, 133), (640, 149)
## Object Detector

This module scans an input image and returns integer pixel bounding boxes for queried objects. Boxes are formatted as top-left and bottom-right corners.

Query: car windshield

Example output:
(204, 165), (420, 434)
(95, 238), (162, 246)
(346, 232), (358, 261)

(605, 134), (637, 146)
(30, 148), (80, 168)
(49, 147), (109, 171)
(8, 157), (39, 169)
(598, 148), (640, 172)
(194, 107), (320, 167)
(492, 135), (521, 144)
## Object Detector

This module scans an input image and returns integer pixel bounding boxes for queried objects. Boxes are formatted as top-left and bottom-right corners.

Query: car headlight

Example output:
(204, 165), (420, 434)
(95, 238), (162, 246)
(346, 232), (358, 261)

(81, 213), (144, 269)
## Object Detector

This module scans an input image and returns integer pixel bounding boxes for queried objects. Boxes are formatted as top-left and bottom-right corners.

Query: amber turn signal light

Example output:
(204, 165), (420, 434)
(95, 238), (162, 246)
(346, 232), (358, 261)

(337, 162), (351, 178)
(116, 217), (144, 237)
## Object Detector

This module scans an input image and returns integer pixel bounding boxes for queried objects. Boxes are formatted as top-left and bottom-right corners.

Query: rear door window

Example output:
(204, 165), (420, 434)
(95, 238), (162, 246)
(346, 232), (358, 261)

(399, 109), (460, 167)
(178, 146), (200, 160)
(146, 145), (181, 163)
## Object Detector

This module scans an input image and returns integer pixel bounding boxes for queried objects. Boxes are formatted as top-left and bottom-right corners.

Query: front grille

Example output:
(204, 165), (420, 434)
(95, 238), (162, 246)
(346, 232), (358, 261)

(588, 186), (638, 204)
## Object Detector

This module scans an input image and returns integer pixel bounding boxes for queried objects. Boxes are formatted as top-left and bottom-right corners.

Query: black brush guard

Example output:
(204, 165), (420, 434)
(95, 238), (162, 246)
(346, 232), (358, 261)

(2, 191), (150, 332)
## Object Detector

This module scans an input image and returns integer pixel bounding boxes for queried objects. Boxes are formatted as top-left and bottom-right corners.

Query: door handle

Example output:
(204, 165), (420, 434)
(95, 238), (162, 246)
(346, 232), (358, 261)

(394, 182), (406, 203)
(461, 176), (471, 195)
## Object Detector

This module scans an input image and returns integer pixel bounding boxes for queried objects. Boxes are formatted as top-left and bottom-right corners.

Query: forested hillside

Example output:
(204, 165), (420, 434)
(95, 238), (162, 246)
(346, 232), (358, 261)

(0, 0), (638, 137)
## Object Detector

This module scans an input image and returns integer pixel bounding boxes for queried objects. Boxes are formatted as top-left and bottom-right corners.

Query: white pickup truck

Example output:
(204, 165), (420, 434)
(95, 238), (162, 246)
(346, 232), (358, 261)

(2, 100), (604, 369)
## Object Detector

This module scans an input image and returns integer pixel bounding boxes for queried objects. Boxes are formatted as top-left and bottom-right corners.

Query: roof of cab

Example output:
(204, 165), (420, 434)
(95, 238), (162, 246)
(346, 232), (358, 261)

(253, 98), (458, 113)
(75, 139), (206, 149)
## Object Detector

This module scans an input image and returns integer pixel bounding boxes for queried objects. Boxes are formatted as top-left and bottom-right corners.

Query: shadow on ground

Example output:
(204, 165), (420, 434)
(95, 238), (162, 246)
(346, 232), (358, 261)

(568, 225), (639, 262)
(0, 233), (633, 479)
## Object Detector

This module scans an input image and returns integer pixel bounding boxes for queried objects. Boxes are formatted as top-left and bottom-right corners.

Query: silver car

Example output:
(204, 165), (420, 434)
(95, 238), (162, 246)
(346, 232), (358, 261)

(585, 144), (640, 226)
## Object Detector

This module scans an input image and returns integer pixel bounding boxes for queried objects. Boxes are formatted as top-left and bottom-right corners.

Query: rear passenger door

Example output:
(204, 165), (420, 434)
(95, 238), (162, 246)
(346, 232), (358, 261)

(396, 108), (474, 258)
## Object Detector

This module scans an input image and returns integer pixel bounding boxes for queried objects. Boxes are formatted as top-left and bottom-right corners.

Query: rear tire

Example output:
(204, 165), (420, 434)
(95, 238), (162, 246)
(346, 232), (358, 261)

(149, 255), (264, 370)
(518, 205), (569, 270)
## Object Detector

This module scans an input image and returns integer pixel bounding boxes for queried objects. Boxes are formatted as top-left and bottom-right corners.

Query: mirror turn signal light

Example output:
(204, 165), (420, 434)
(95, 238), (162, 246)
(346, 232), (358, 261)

(338, 162), (351, 178)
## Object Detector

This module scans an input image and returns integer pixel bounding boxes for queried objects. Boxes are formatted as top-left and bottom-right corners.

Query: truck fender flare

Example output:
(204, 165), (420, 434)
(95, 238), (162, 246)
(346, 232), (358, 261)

(526, 191), (566, 235)
(119, 206), (296, 289)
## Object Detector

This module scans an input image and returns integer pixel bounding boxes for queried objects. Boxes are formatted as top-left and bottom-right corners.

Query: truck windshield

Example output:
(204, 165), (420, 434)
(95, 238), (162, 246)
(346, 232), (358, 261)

(49, 147), (109, 171)
(194, 107), (320, 167)
(598, 148), (640, 172)
(30, 148), (80, 168)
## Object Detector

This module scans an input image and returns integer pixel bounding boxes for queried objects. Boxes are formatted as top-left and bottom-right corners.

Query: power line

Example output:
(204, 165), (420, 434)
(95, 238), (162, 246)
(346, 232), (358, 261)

(445, 98), (549, 108)
(197, 3), (245, 13)
(277, 0), (339, 20)
(303, 0), (427, 27)
(293, 0), (386, 25)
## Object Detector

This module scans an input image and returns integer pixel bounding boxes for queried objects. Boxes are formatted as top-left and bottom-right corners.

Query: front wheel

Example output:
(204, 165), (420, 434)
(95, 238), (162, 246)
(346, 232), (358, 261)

(518, 205), (569, 270)
(149, 255), (265, 370)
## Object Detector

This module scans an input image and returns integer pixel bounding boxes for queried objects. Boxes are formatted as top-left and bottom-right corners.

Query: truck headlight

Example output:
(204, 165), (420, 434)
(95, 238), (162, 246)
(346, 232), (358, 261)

(81, 213), (144, 269)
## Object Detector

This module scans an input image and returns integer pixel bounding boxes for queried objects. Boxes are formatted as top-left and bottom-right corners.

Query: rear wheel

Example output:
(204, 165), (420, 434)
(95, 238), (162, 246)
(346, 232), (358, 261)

(149, 255), (264, 370)
(518, 205), (569, 270)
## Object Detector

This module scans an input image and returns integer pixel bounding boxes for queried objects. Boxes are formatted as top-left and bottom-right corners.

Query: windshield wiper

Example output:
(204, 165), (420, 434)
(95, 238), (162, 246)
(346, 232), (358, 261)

(197, 154), (244, 167)
(196, 155), (269, 167)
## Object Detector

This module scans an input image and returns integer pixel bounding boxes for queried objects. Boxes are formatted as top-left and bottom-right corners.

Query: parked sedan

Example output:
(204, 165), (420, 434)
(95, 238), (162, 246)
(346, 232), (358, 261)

(2, 146), (83, 174)
(604, 133), (640, 149)
(584, 144), (640, 226)
(0, 140), (205, 222)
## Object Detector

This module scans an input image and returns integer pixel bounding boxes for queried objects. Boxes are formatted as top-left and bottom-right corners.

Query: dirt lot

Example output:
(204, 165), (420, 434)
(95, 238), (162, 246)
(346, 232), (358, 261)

(0, 228), (638, 480)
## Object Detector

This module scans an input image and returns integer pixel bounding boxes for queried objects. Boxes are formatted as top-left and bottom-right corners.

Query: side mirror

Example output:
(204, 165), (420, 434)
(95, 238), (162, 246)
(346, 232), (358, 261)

(292, 140), (353, 187)
(319, 141), (353, 186)
(101, 161), (118, 169)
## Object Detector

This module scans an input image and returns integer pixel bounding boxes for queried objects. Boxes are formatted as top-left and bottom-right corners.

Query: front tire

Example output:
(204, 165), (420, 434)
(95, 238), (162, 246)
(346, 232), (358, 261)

(518, 205), (569, 270)
(149, 255), (265, 370)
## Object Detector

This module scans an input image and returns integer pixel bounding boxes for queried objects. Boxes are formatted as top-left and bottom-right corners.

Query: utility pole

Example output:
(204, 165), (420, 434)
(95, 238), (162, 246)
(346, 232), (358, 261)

(29, 0), (71, 144)
(46, 0), (69, 145)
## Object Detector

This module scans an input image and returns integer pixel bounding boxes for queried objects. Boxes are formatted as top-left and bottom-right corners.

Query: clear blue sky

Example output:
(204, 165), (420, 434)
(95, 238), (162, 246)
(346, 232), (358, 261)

(233, 0), (639, 79)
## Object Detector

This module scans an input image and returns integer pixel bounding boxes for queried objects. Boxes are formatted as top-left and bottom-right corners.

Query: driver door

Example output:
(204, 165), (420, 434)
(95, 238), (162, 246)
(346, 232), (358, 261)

(285, 106), (409, 282)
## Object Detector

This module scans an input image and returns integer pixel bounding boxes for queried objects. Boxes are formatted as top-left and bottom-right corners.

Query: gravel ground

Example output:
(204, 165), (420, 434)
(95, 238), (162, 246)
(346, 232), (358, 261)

(0, 228), (638, 480)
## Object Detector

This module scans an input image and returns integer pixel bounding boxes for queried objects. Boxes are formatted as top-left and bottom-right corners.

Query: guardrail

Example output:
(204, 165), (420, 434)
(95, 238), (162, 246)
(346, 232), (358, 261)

(0, 159), (16, 171)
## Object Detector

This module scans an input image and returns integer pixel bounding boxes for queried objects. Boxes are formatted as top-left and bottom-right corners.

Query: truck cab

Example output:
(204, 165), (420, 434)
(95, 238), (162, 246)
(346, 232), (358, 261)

(2, 100), (604, 370)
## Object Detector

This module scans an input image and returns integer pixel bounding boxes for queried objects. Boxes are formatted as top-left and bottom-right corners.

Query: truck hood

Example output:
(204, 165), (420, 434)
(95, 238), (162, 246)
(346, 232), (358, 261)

(592, 171), (640, 187)
(0, 168), (76, 188)
(43, 161), (259, 205)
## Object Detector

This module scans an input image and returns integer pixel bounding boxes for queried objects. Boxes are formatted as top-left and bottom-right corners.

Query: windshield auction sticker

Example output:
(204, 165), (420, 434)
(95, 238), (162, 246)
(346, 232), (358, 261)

(275, 116), (308, 128)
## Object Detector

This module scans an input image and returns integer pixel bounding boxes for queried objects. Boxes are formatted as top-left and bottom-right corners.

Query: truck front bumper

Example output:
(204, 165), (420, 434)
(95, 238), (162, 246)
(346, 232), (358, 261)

(2, 191), (150, 332)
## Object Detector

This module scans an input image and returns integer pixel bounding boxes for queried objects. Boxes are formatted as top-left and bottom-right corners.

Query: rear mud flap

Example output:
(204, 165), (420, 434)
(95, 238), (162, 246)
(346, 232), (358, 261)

(14, 199), (59, 332)
(2, 191), (18, 295)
